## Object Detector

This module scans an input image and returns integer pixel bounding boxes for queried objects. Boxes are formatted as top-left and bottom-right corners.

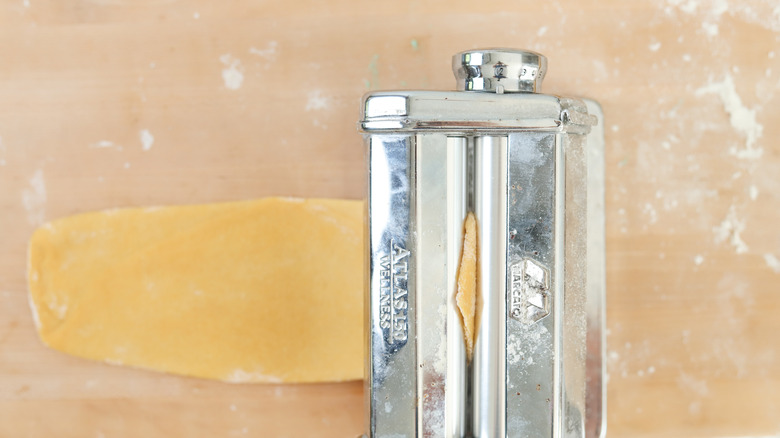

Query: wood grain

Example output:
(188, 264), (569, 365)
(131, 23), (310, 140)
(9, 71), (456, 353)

(1, 0), (779, 436)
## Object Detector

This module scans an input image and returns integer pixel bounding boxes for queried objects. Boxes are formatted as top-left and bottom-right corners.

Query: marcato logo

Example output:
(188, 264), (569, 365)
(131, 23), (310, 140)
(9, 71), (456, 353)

(509, 258), (550, 324)
(378, 240), (410, 346)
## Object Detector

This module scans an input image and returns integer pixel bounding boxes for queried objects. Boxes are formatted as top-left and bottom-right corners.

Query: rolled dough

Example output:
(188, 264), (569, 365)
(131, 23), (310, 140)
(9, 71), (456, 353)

(456, 212), (477, 362)
(27, 197), (364, 383)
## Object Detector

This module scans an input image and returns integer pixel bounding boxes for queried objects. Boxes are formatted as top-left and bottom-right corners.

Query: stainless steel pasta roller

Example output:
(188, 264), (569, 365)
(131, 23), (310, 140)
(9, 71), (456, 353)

(359, 48), (606, 438)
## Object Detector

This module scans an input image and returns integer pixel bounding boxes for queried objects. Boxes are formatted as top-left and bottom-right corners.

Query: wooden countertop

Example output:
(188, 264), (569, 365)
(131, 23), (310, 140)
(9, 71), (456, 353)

(1, 1), (779, 436)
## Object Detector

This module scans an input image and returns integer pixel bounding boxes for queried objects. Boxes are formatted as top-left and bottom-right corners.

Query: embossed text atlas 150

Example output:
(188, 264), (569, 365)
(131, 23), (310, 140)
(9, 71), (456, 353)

(359, 49), (606, 438)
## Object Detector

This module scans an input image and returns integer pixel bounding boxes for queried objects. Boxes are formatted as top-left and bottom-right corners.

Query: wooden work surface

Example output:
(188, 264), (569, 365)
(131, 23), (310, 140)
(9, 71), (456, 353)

(1, 1), (779, 436)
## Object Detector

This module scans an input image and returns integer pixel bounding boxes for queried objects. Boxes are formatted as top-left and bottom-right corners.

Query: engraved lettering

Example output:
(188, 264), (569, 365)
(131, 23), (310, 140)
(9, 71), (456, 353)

(377, 240), (410, 346)
(379, 255), (392, 329)
(392, 315), (408, 342)
(494, 61), (507, 79)
(509, 259), (550, 324)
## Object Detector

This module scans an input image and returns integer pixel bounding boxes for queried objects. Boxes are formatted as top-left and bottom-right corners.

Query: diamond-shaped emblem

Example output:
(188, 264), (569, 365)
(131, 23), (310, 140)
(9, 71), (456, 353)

(509, 259), (550, 324)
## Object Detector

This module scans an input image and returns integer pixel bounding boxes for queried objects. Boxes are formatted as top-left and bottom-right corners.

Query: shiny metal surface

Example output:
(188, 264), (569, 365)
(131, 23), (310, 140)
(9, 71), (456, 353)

(584, 100), (606, 438)
(562, 128), (588, 437)
(471, 136), (508, 438)
(366, 134), (416, 437)
(361, 91), (586, 133)
(453, 49), (547, 93)
(361, 49), (605, 438)
(504, 132), (558, 438)
(361, 92), (596, 133)
(365, 94), (408, 118)
(415, 134), (468, 438)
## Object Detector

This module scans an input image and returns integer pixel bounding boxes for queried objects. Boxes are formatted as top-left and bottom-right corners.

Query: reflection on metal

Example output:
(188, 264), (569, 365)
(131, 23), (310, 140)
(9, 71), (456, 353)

(361, 48), (606, 438)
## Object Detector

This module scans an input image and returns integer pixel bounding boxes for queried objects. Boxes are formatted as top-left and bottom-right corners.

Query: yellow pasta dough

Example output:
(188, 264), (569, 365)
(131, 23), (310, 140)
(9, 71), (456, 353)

(456, 212), (478, 362)
(27, 197), (364, 383)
